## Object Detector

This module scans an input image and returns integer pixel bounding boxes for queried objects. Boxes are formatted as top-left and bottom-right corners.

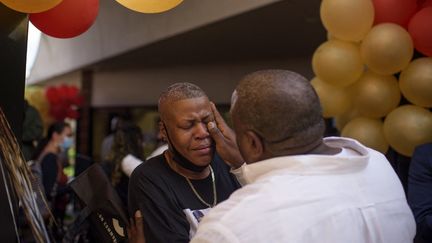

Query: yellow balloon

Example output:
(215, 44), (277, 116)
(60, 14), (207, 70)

(399, 57), (432, 108)
(115, 0), (183, 13)
(311, 77), (351, 118)
(25, 86), (52, 129)
(334, 108), (360, 131)
(1, 0), (62, 13)
(383, 105), (432, 156)
(351, 71), (401, 118)
(361, 23), (414, 75)
(342, 117), (389, 154)
(312, 40), (364, 87)
(320, 0), (374, 42)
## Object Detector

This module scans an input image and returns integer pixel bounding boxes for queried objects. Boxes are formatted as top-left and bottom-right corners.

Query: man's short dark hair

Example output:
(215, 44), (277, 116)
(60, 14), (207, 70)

(232, 70), (324, 155)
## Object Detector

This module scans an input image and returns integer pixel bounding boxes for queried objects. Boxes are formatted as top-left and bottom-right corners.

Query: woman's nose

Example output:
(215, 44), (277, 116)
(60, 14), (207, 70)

(195, 122), (210, 138)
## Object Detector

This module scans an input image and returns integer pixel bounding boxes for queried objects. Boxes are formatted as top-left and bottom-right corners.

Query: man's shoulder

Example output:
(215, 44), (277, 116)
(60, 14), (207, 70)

(41, 153), (57, 164)
(202, 182), (262, 221)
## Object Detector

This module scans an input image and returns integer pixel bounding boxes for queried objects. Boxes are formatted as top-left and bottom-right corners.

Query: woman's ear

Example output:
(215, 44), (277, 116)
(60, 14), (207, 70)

(245, 130), (264, 162)
(52, 132), (62, 146)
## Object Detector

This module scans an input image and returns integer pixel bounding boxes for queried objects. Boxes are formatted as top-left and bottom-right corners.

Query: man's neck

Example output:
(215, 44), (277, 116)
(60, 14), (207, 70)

(262, 138), (341, 160)
(164, 151), (210, 180)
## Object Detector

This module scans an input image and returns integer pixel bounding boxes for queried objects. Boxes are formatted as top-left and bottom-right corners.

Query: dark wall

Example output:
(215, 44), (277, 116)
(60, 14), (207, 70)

(0, 4), (28, 241)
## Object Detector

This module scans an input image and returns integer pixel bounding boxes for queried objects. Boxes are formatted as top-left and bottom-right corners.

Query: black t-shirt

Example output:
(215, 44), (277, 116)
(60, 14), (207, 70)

(128, 153), (240, 243)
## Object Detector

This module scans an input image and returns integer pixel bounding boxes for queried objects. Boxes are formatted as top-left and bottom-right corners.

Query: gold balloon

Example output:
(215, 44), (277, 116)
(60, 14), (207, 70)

(351, 71), (401, 118)
(342, 117), (389, 154)
(361, 23), (414, 75)
(320, 0), (374, 42)
(399, 57), (432, 108)
(25, 86), (52, 128)
(334, 108), (360, 131)
(116, 0), (183, 13)
(383, 105), (432, 156)
(312, 40), (364, 87)
(2, 0), (62, 13)
(311, 77), (351, 118)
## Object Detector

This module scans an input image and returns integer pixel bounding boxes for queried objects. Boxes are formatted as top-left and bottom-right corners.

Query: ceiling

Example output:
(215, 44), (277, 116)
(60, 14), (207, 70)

(92, 0), (326, 71)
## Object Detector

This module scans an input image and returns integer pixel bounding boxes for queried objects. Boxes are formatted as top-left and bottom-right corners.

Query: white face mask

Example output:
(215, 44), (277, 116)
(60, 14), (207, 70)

(60, 137), (73, 150)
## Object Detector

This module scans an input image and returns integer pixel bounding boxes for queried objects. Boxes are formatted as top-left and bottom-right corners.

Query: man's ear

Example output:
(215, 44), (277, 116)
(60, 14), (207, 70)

(245, 130), (264, 162)
(159, 121), (168, 142)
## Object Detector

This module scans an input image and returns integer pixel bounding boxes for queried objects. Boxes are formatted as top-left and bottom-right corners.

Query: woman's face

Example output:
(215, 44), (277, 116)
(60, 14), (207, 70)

(161, 97), (215, 166)
(54, 126), (73, 149)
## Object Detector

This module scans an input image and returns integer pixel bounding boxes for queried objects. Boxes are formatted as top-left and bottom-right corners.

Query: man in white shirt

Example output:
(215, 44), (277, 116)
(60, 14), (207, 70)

(192, 70), (416, 243)
(129, 70), (416, 243)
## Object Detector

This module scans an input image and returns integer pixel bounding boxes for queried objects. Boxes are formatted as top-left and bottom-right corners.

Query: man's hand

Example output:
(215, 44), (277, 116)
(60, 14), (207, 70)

(128, 210), (145, 243)
(207, 102), (244, 169)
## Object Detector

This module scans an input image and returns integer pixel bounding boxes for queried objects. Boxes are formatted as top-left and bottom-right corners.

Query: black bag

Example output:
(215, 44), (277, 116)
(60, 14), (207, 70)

(66, 164), (129, 243)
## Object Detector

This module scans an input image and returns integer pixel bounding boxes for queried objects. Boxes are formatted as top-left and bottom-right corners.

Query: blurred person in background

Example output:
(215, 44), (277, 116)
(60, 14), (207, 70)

(22, 99), (44, 162)
(101, 115), (123, 162)
(103, 121), (145, 207)
(32, 121), (73, 240)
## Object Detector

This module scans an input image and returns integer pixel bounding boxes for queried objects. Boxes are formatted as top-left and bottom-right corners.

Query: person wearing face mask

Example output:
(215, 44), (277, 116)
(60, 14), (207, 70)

(128, 83), (241, 243)
(32, 121), (73, 240)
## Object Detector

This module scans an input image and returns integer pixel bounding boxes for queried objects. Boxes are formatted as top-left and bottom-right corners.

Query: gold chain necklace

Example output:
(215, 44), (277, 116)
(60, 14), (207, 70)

(185, 166), (217, 208)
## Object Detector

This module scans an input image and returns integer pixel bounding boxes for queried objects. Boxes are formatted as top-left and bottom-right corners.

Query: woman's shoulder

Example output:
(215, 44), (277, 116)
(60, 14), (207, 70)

(41, 152), (57, 163)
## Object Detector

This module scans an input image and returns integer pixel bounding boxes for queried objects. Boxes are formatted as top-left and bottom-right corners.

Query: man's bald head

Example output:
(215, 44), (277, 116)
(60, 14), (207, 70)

(158, 82), (208, 120)
(232, 69), (324, 155)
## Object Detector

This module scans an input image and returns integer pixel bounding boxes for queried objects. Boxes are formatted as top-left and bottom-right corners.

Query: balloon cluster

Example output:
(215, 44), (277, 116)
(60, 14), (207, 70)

(312, 0), (432, 156)
(25, 85), (83, 130)
(45, 85), (83, 121)
(1, 0), (184, 38)
(1, 0), (99, 38)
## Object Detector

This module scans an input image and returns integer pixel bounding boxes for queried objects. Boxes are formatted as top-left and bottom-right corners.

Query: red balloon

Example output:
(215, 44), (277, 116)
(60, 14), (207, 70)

(45, 85), (83, 120)
(418, 0), (432, 8)
(372, 0), (417, 27)
(29, 0), (99, 38)
(409, 7), (432, 57)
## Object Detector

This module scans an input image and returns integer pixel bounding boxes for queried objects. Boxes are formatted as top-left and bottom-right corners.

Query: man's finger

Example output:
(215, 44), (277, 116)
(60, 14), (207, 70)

(135, 210), (143, 226)
(207, 122), (226, 145)
(210, 102), (228, 130)
(135, 211), (144, 231)
(134, 210), (145, 243)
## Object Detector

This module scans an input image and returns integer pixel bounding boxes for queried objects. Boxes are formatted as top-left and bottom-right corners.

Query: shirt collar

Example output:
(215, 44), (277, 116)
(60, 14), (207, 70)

(241, 137), (370, 184)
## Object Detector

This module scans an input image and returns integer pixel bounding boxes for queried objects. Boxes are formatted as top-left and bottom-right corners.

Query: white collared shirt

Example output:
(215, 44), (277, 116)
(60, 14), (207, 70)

(192, 137), (416, 243)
